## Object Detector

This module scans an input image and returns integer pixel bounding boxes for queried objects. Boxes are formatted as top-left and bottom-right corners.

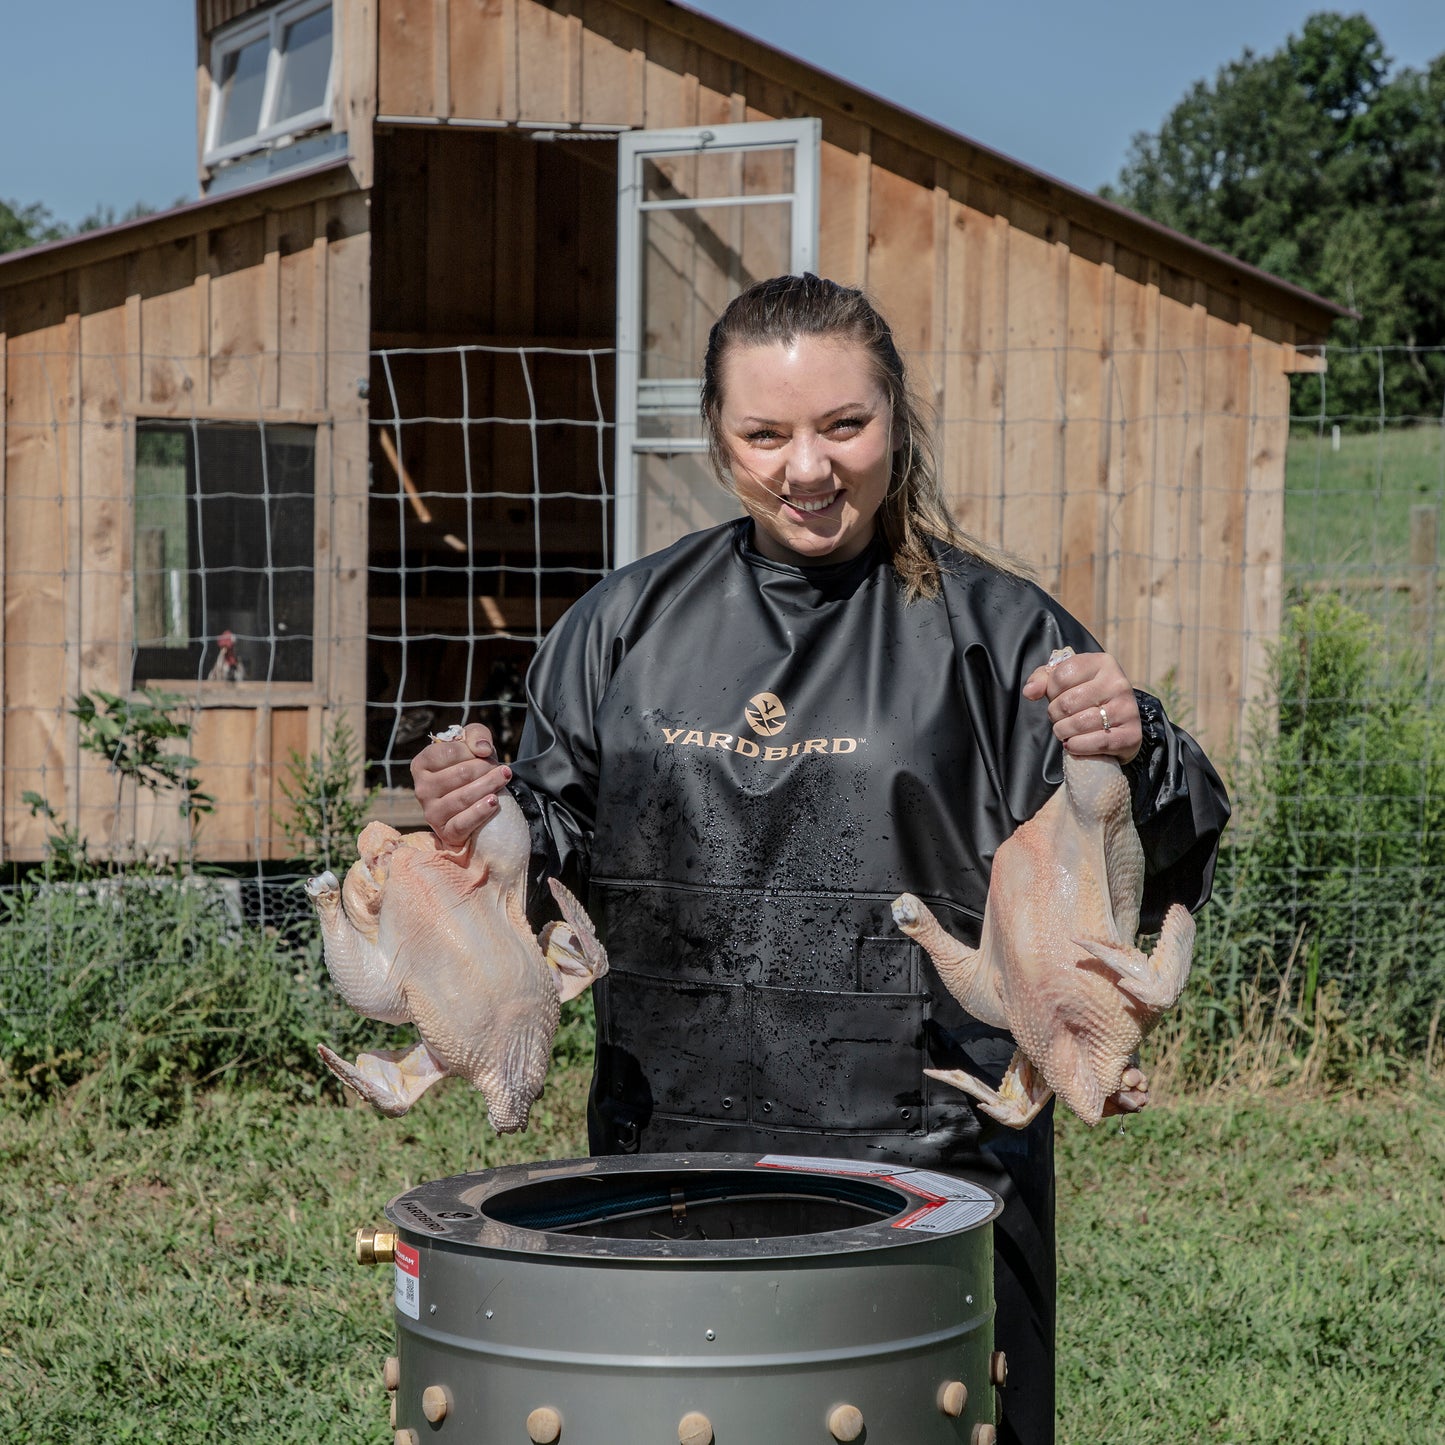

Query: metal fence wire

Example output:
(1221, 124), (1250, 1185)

(0, 341), (1442, 1023)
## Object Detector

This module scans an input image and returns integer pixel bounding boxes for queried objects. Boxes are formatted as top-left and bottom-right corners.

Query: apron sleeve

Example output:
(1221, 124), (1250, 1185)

(506, 594), (613, 922)
(1125, 689), (1232, 929)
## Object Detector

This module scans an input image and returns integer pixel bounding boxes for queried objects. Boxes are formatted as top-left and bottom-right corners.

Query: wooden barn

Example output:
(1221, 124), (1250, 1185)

(0, 0), (1347, 864)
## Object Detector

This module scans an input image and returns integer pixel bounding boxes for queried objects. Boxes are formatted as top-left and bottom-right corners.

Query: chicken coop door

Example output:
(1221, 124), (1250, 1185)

(614, 118), (821, 566)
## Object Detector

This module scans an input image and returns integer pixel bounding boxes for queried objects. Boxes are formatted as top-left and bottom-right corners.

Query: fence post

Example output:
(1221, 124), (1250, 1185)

(1410, 503), (1438, 647)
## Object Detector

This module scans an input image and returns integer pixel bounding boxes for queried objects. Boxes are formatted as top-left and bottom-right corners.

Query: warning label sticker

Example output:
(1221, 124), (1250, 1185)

(757, 1154), (896, 1177)
(754, 1156), (996, 1233)
(394, 1240), (420, 1320)
(893, 1197), (998, 1232)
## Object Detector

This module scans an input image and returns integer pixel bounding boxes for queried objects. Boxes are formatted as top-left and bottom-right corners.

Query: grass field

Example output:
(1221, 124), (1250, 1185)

(3, 1071), (1441, 1444)
(1285, 422), (1443, 576)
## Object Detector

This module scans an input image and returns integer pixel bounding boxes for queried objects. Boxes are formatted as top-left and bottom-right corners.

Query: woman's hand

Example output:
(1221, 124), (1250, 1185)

(1101, 1066), (1149, 1117)
(1022, 649), (1142, 764)
(410, 723), (512, 846)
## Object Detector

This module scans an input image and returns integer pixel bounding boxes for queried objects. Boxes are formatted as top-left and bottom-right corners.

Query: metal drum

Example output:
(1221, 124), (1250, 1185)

(369, 1152), (1003, 1444)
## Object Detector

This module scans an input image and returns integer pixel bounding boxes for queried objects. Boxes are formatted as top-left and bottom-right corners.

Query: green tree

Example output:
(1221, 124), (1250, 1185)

(0, 198), (65, 253)
(1104, 13), (1445, 424)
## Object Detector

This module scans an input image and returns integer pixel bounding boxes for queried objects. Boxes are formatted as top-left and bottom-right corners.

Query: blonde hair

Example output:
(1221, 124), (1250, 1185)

(700, 273), (1025, 599)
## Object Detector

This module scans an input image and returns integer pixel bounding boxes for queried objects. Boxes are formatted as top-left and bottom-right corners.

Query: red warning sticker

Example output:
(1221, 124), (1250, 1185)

(393, 1240), (420, 1320)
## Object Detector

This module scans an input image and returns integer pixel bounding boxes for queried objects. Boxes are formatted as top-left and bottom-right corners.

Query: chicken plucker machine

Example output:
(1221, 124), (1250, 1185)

(354, 1152), (1005, 1443)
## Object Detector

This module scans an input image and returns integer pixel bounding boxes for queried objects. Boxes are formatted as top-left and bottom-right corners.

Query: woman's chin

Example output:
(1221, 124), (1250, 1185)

(749, 513), (872, 566)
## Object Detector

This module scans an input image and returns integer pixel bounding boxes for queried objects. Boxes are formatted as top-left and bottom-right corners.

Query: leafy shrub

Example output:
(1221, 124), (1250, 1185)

(1181, 592), (1445, 1084)
(0, 868), (415, 1124)
(276, 716), (376, 874)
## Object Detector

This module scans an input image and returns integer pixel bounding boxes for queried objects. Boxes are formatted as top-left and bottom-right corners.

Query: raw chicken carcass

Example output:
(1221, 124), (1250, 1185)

(307, 784), (607, 1133)
(892, 648), (1195, 1128)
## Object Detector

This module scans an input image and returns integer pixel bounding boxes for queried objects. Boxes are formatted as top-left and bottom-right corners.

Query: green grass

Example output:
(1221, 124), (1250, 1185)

(0, 1073), (591, 1444)
(3, 1072), (1442, 1443)
(1285, 422), (1444, 575)
(1056, 1088), (1445, 1443)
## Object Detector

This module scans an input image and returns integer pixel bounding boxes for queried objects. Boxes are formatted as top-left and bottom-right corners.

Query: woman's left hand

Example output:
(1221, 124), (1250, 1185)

(1022, 649), (1142, 764)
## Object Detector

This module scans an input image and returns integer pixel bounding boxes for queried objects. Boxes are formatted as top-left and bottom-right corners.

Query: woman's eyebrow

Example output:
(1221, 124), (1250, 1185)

(736, 402), (875, 425)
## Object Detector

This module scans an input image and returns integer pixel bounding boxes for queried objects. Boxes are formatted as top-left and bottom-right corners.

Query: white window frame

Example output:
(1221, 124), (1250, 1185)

(614, 118), (821, 568)
(204, 0), (336, 167)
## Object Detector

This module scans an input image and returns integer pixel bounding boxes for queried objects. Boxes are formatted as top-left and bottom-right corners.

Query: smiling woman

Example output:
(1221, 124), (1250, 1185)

(410, 273), (1231, 1445)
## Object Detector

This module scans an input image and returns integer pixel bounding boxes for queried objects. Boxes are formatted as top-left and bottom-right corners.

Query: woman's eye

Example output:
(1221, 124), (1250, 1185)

(830, 416), (866, 433)
(746, 429), (781, 444)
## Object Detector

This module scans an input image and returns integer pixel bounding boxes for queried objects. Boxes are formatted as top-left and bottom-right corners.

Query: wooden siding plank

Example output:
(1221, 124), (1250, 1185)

(1143, 290), (1197, 702)
(63, 275), (83, 828)
(137, 237), (203, 413)
(574, 138), (617, 339)
(277, 203), (320, 409)
(0, 303), (7, 856)
(194, 707), (263, 862)
(1108, 260), (1160, 684)
(372, 130), (431, 336)
(578, 0), (641, 125)
(641, 20), (697, 128)
(448, 0), (509, 119)
(263, 212), (283, 410)
(517, 0), (573, 122)
(3, 279), (73, 858)
(324, 202), (372, 768)
(1197, 311), (1252, 753)
(207, 217), (269, 412)
(75, 262), (132, 854)
(433, 0), (452, 118)
(268, 707), (311, 853)
(864, 162), (934, 363)
(1058, 244), (1111, 634)
(341, 0), (378, 186)
(1240, 332), (1287, 751)
(1001, 212), (1062, 578)
(941, 200), (1008, 550)
(311, 203), (330, 410)
(492, 136), (537, 336)
(379, 0), (439, 117)
(534, 141), (583, 336)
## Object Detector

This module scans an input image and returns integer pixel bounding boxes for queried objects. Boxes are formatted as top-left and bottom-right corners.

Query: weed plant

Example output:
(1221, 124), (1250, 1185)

(1173, 591), (1445, 1090)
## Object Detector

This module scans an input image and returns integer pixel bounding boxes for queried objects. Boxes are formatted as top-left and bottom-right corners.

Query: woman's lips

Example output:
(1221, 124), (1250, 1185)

(784, 490), (841, 516)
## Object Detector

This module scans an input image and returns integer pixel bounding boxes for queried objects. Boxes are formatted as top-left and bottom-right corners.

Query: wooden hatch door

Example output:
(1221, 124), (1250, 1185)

(614, 119), (821, 566)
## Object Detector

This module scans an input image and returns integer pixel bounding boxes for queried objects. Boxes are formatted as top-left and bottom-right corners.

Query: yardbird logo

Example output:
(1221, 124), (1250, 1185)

(656, 689), (860, 763)
(745, 692), (787, 736)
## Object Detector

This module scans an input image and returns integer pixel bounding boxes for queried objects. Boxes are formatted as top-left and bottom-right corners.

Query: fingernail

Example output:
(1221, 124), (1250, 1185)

(501, 767), (512, 780)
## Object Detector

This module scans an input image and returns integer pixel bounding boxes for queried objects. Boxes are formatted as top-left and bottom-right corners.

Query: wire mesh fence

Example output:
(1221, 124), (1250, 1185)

(1, 341), (1442, 1045)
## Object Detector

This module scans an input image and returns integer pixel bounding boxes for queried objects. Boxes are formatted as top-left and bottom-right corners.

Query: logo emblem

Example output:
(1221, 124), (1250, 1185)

(745, 692), (787, 737)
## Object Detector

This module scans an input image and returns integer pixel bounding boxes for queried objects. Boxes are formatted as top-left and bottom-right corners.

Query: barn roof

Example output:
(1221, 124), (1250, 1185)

(2, 0), (1351, 336)
(0, 159), (356, 287)
(645, 0), (1353, 335)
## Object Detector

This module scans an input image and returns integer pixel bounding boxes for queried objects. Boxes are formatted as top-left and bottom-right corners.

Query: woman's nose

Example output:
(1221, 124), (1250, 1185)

(786, 433), (830, 485)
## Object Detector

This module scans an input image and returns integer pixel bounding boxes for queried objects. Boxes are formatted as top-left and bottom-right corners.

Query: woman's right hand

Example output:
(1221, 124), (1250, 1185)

(410, 723), (512, 847)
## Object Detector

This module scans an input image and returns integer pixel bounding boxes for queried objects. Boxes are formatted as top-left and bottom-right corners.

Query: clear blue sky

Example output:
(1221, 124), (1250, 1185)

(0, 1), (1440, 229)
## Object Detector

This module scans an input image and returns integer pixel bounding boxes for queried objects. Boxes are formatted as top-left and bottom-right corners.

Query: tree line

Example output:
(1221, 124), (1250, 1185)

(1103, 10), (1445, 424)
(0, 197), (176, 254)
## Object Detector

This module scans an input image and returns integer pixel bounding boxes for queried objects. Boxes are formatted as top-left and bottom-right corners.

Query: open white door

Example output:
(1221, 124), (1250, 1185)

(615, 118), (821, 567)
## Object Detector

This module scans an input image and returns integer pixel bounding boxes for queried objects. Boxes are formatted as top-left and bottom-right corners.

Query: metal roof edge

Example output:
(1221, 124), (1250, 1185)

(0, 157), (358, 285)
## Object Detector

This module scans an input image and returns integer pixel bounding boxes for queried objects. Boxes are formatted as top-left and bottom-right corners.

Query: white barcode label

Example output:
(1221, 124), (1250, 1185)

(394, 1240), (420, 1320)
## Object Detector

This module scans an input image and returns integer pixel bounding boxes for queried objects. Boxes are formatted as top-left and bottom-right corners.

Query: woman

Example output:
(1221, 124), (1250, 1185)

(412, 273), (1229, 1445)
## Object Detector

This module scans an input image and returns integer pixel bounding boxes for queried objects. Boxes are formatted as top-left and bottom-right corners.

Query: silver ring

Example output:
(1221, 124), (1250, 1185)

(1099, 705), (1112, 732)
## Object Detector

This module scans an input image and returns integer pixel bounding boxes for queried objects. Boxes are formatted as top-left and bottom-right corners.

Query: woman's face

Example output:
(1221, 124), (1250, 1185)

(716, 335), (896, 566)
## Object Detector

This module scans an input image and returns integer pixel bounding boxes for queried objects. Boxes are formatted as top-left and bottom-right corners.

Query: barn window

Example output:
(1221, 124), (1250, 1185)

(204, 0), (335, 167)
(133, 422), (316, 685)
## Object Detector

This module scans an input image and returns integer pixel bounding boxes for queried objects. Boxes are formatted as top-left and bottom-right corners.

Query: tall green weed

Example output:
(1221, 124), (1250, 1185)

(1178, 592), (1445, 1086)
